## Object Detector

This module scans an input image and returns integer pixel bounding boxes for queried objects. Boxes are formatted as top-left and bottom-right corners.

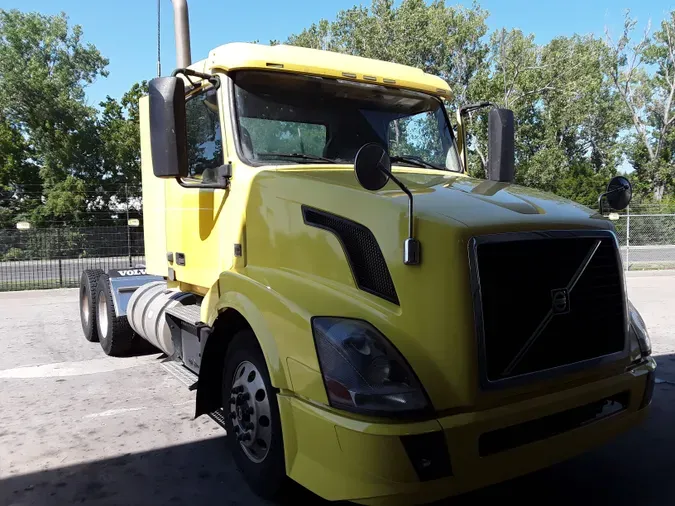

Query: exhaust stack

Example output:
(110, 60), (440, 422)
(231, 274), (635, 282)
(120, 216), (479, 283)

(171, 0), (192, 68)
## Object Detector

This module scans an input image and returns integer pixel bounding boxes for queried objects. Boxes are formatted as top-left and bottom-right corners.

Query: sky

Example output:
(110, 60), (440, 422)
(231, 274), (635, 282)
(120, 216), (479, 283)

(1, 0), (674, 107)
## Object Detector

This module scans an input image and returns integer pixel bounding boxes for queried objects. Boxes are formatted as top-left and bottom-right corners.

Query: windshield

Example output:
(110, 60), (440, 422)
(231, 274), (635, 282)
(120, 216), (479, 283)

(232, 71), (462, 172)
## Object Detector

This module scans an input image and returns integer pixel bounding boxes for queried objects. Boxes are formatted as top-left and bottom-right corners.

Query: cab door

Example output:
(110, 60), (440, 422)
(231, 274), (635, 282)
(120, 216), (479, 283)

(164, 83), (231, 289)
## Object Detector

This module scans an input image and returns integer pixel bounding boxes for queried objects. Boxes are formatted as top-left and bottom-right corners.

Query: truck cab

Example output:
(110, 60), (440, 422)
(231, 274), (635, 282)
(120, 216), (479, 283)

(77, 10), (656, 505)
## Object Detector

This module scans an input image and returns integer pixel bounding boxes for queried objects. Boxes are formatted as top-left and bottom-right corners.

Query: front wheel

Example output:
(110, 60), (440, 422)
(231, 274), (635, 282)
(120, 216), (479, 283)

(222, 331), (286, 499)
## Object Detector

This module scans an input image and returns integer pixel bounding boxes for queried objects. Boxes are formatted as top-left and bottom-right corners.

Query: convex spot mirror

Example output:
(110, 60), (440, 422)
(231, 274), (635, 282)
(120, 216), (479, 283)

(606, 176), (632, 211)
(354, 143), (391, 191)
(148, 76), (188, 179)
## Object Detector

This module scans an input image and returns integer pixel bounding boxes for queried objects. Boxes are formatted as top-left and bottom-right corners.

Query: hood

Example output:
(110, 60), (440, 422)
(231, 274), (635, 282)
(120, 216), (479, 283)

(291, 166), (611, 233)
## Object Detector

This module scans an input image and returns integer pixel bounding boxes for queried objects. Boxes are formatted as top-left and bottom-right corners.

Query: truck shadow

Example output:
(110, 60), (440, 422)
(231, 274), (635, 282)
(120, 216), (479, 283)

(0, 434), (328, 506)
(115, 335), (163, 357)
(1, 353), (673, 506)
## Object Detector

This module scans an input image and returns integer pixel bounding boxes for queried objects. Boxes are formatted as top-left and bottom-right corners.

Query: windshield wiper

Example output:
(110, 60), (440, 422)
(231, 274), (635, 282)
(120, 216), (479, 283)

(255, 152), (336, 163)
(390, 155), (445, 170)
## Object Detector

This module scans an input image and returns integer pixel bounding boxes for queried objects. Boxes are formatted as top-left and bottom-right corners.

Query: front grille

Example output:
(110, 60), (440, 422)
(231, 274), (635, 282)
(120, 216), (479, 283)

(469, 230), (626, 386)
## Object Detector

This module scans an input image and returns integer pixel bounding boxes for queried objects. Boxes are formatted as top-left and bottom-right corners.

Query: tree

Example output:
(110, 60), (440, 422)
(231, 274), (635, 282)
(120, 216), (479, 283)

(0, 10), (150, 226)
(97, 81), (148, 218)
(0, 118), (40, 227)
(288, 0), (489, 110)
(0, 9), (108, 225)
(606, 11), (675, 200)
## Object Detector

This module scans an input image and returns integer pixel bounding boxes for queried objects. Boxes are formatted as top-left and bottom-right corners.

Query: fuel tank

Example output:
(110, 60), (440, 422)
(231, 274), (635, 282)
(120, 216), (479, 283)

(127, 281), (194, 355)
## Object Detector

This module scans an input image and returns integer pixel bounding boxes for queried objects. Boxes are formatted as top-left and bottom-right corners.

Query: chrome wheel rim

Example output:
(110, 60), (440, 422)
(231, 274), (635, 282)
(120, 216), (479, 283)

(81, 288), (90, 326)
(97, 291), (109, 340)
(229, 360), (271, 463)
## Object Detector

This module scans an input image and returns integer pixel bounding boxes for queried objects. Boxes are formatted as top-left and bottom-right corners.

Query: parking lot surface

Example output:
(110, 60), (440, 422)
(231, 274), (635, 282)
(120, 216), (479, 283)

(1, 272), (674, 506)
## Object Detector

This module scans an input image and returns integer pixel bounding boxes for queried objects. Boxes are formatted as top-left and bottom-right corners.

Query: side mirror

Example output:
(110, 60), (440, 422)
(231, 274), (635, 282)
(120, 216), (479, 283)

(599, 176), (632, 213)
(354, 143), (391, 191)
(487, 108), (515, 183)
(149, 77), (188, 179)
(354, 143), (421, 265)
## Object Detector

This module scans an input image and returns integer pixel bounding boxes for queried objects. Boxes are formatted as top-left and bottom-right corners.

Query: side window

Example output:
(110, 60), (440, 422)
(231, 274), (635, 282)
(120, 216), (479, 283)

(388, 112), (445, 166)
(185, 88), (223, 180)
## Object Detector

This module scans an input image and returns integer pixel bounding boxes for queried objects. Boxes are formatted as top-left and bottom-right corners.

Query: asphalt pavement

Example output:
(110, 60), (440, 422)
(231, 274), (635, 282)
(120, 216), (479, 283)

(0, 273), (674, 506)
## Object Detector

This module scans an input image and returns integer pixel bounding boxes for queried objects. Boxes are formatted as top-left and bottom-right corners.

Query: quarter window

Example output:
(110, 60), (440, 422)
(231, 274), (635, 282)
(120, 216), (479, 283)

(185, 88), (223, 179)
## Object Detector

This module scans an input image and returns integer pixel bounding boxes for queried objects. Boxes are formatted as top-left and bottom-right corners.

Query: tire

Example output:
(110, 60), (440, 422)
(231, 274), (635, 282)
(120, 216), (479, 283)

(79, 268), (104, 342)
(222, 331), (286, 499)
(95, 273), (135, 356)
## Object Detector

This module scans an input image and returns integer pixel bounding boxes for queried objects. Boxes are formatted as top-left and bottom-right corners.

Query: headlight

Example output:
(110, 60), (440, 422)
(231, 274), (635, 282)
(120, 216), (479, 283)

(312, 317), (430, 416)
(628, 300), (651, 357)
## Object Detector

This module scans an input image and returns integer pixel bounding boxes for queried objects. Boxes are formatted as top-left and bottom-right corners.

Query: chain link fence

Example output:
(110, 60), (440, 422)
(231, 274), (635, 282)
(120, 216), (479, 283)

(0, 184), (145, 291)
(610, 204), (675, 271)
(0, 225), (145, 291)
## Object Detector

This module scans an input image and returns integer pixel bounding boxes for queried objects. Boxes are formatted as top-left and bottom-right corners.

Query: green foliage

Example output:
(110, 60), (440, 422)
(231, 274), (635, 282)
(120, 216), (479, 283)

(3, 247), (25, 261)
(467, 30), (625, 196)
(0, 9), (143, 228)
(98, 81), (147, 188)
(0, 10), (108, 186)
(288, 0), (489, 109)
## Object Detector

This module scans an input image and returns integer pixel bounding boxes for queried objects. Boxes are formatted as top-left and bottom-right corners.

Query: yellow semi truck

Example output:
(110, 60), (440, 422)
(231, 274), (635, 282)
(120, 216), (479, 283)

(77, 1), (656, 504)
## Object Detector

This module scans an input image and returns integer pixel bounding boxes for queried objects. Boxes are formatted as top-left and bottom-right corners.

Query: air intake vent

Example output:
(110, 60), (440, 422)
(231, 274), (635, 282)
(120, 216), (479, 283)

(302, 206), (399, 305)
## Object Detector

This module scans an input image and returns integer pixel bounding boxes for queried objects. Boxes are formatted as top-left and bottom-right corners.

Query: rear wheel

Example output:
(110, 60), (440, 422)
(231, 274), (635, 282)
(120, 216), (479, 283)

(222, 331), (286, 499)
(79, 269), (104, 342)
(96, 273), (134, 356)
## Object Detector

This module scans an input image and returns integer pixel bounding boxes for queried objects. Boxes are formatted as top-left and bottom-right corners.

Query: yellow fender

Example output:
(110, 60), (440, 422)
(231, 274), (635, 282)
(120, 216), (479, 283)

(201, 270), (319, 391)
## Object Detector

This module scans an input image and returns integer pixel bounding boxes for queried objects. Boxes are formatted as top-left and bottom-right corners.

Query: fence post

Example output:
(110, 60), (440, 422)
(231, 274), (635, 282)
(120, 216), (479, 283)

(126, 183), (132, 267)
(57, 228), (63, 287)
(626, 205), (630, 271)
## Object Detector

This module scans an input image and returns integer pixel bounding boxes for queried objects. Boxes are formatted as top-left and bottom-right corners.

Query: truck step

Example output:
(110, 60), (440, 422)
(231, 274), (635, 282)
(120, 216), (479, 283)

(161, 358), (197, 386)
(160, 359), (227, 430)
(165, 303), (202, 325)
(208, 409), (228, 429)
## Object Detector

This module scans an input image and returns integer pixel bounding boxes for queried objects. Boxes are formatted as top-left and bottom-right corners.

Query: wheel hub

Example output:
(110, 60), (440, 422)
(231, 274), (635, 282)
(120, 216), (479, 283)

(81, 289), (90, 325)
(97, 290), (109, 339)
(229, 360), (271, 463)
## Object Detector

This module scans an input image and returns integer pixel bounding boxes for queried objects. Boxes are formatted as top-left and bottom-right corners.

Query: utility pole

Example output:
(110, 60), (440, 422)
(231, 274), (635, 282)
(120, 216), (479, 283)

(157, 0), (162, 77)
(126, 184), (132, 267)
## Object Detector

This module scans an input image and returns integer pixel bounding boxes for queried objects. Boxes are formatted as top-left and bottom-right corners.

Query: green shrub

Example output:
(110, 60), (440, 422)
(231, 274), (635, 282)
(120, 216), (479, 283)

(3, 247), (26, 261)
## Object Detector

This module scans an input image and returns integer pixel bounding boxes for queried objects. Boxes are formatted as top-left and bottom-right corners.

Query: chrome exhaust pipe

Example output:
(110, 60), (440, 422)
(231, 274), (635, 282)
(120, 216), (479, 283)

(171, 0), (191, 68)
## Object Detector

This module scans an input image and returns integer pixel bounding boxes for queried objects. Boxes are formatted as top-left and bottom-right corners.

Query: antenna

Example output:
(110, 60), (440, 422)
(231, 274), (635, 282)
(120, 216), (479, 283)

(156, 0), (161, 77)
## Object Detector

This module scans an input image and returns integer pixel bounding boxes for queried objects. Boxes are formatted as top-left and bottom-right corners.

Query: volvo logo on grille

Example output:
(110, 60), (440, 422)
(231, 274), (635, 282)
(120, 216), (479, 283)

(551, 288), (570, 314)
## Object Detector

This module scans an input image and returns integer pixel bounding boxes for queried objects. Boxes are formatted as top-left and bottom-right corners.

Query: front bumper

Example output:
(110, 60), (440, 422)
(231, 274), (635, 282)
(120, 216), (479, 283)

(278, 358), (655, 505)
